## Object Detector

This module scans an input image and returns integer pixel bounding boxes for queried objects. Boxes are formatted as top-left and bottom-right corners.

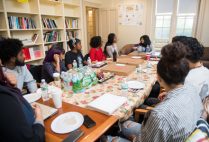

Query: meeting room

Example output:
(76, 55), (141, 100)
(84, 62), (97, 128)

(0, 0), (209, 142)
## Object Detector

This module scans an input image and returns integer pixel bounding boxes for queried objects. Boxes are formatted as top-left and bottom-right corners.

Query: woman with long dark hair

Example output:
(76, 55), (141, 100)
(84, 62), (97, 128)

(0, 65), (45, 142)
(134, 35), (153, 52)
(104, 33), (118, 58)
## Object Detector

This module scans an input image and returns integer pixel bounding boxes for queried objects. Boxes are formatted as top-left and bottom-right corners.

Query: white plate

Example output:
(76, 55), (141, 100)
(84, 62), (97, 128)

(131, 56), (142, 59)
(127, 81), (145, 89)
(23, 93), (41, 103)
(51, 112), (84, 134)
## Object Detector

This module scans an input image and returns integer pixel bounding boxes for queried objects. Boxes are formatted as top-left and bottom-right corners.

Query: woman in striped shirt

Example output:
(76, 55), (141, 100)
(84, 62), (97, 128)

(101, 42), (203, 142)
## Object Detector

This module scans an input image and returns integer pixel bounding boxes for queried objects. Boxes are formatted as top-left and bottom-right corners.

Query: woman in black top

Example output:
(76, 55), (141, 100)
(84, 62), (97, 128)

(0, 65), (45, 142)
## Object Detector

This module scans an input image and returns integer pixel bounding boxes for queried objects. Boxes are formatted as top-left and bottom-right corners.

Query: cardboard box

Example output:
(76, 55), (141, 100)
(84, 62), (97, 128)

(101, 63), (136, 76)
(116, 57), (144, 67)
(128, 51), (146, 58)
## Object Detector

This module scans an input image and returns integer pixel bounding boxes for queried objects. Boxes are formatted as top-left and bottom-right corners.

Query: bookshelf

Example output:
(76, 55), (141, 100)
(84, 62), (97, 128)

(0, 0), (83, 64)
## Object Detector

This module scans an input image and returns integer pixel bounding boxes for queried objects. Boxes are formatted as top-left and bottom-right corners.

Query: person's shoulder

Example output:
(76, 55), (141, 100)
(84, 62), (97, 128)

(66, 51), (73, 55)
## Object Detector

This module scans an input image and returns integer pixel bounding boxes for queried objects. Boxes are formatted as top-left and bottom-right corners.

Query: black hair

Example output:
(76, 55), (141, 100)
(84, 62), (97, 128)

(90, 36), (102, 48)
(172, 36), (204, 63)
(140, 35), (151, 47)
(104, 33), (116, 56)
(67, 38), (81, 50)
(51, 43), (65, 54)
(157, 42), (189, 85)
(0, 38), (23, 64)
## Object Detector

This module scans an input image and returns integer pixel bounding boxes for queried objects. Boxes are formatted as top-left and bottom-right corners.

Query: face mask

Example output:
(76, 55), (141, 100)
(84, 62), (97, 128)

(15, 58), (25, 66)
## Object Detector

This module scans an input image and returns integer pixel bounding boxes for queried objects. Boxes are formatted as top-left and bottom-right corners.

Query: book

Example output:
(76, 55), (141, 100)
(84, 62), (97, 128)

(66, 31), (79, 40)
(87, 94), (127, 115)
(65, 18), (78, 29)
(22, 48), (31, 60)
(43, 31), (61, 42)
(8, 16), (36, 29)
(42, 18), (58, 29)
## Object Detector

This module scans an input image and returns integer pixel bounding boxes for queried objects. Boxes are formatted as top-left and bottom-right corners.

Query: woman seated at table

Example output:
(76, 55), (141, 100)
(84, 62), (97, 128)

(101, 42), (203, 142)
(42, 45), (67, 83)
(133, 35), (153, 52)
(104, 33), (118, 58)
(65, 38), (87, 69)
(89, 36), (106, 62)
(0, 66), (45, 142)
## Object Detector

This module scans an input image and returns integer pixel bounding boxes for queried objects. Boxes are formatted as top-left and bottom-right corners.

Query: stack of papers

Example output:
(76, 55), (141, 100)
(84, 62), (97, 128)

(87, 94), (127, 115)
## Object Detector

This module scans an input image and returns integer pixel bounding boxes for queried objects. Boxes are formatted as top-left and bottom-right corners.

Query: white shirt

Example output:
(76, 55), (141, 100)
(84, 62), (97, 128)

(106, 43), (118, 58)
(3, 65), (37, 93)
(185, 66), (209, 100)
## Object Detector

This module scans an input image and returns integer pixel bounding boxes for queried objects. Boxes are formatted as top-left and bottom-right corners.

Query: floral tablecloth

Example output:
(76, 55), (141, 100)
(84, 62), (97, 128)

(54, 61), (157, 121)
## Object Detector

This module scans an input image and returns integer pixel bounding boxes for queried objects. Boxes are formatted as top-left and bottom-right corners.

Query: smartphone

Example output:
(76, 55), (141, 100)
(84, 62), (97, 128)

(63, 129), (84, 142)
(83, 115), (96, 128)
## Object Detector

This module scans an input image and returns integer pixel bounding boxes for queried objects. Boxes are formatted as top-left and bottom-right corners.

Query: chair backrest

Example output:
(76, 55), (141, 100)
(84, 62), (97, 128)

(119, 44), (135, 55)
(29, 65), (43, 83)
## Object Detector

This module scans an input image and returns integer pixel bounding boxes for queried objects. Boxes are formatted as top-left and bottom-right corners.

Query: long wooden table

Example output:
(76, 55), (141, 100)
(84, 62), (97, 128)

(38, 99), (118, 142)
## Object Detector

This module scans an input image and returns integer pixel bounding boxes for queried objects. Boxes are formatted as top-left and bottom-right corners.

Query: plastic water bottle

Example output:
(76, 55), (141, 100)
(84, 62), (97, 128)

(87, 57), (91, 66)
(40, 79), (49, 101)
(78, 57), (83, 68)
(73, 60), (77, 69)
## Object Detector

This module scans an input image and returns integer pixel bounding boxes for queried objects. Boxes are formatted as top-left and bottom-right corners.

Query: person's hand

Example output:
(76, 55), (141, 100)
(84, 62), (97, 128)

(54, 54), (60, 64)
(33, 104), (43, 122)
(133, 46), (137, 50)
(5, 73), (17, 86)
(158, 92), (167, 101)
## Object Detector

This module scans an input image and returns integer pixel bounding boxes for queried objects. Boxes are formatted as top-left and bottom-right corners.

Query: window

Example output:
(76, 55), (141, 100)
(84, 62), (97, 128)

(154, 0), (199, 46)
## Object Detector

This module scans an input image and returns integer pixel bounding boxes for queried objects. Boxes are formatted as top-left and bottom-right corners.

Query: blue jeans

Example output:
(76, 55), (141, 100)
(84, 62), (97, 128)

(100, 120), (141, 142)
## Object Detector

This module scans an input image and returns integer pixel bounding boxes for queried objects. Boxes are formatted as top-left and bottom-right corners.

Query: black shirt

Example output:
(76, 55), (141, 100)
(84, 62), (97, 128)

(65, 51), (84, 68)
(0, 85), (45, 142)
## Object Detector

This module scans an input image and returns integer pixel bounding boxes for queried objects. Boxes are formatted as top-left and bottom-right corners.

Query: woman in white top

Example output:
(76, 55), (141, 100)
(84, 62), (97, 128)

(134, 35), (153, 53)
(104, 33), (118, 58)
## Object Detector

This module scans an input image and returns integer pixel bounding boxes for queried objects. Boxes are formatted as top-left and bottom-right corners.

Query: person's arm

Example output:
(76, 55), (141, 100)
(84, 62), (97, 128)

(65, 52), (73, 70)
(0, 94), (45, 142)
(60, 61), (67, 71)
(23, 66), (37, 93)
(43, 63), (56, 78)
(89, 48), (97, 62)
(54, 54), (61, 73)
(140, 111), (171, 142)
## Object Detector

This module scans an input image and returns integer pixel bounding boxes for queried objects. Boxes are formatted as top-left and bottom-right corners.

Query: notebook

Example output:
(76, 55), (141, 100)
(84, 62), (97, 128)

(87, 94), (127, 115)
(32, 102), (58, 120)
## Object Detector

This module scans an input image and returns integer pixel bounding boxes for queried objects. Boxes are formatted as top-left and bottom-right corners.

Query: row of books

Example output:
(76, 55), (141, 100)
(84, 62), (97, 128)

(66, 31), (79, 40)
(42, 18), (57, 29)
(8, 16), (36, 29)
(65, 19), (78, 29)
(43, 31), (61, 42)
(22, 46), (42, 61)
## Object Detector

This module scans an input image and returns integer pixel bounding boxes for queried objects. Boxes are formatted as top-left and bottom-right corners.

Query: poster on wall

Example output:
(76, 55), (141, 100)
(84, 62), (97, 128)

(118, 4), (144, 26)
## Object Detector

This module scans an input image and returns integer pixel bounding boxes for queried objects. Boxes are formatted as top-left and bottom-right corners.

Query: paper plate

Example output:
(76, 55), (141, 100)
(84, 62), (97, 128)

(127, 81), (145, 89)
(23, 93), (41, 103)
(51, 112), (84, 134)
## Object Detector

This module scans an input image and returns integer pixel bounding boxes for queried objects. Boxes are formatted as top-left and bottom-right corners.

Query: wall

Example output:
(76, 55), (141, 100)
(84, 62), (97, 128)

(99, 0), (153, 49)
(197, 0), (209, 47)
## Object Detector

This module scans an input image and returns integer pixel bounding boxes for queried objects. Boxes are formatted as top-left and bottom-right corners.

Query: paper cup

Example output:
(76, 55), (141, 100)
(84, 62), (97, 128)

(51, 88), (63, 108)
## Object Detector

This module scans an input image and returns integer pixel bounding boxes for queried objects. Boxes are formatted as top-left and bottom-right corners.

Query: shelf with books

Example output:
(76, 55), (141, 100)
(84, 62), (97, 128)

(40, 0), (63, 16)
(23, 43), (43, 48)
(7, 14), (41, 30)
(41, 16), (64, 29)
(5, 0), (39, 14)
(44, 40), (64, 44)
(65, 18), (79, 29)
(66, 30), (79, 41)
(43, 30), (63, 43)
(10, 29), (41, 31)
(23, 45), (44, 62)
(11, 31), (43, 46)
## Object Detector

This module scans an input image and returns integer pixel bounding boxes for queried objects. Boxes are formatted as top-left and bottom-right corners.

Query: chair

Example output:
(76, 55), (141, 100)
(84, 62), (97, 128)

(119, 44), (135, 55)
(29, 65), (43, 84)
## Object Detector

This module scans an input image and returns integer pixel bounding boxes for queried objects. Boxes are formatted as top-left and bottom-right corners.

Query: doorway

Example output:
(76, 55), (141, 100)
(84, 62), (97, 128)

(86, 7), (99, 50)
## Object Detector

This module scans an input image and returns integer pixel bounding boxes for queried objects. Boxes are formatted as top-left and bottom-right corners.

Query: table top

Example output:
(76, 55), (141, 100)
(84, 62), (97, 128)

(127, 51), (147, 57)
(38, 99), (118, 142)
